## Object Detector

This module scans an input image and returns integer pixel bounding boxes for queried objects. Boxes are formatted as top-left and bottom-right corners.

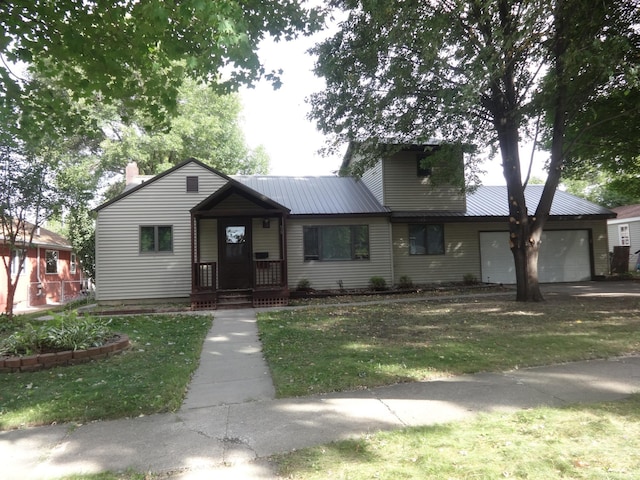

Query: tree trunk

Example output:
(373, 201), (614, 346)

(496, 112), (545, 302)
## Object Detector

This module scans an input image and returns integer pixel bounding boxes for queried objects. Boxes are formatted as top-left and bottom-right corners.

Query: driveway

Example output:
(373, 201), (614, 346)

(540, 280), (640, 298)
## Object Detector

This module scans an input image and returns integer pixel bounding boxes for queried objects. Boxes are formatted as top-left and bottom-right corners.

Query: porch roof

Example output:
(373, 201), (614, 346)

(234, 176), (390, 216)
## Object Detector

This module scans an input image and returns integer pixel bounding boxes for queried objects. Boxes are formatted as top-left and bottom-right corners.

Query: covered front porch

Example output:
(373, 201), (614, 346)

(189, 182), (290, 309)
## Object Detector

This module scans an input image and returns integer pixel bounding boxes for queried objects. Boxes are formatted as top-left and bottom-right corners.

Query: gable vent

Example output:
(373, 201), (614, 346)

(186, 176), (199, 192)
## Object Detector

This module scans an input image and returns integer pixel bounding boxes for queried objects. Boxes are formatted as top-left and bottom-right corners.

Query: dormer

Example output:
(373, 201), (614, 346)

(341, 143), (466, 213)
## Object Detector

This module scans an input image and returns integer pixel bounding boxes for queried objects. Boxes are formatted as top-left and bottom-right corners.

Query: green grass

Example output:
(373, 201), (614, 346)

(0, 314), (212, 430)
(273, 394), (640, 479)
(258, 295), (640, 397)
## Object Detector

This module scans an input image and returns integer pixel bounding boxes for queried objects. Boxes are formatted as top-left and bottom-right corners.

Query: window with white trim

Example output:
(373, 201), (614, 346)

(10, 249), (25, 276)
(140, 225), (173, 253)
(619, 224), (631, 246)
(45, 250), (59, 274)
(70, 253), (77, 274)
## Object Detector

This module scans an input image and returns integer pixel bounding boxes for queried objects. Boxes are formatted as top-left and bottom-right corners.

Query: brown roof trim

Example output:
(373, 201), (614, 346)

(290, 212), (392, 220)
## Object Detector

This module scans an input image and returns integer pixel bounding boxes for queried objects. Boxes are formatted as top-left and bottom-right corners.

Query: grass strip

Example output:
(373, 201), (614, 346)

(258, 295), (640, 397)
(0, 314), (212, 430)
(274, 393), (640, 479)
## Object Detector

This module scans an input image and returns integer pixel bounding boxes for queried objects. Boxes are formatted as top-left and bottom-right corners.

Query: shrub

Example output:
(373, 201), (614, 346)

(398, 275), (414, 289)
(369, 276), (388, 291)
(0, 312), (112, 356)
(463, 273), (479, 285)
(296, 278), (311, 291)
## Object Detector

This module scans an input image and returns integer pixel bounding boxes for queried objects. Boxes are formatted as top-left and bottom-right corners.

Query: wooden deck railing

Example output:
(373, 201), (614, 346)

(193, 262), (216, 291)
(254, 260), (285, 288)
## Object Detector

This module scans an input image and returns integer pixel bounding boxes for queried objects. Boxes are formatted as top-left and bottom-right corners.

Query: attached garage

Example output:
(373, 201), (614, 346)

(480, 230), (592, 284)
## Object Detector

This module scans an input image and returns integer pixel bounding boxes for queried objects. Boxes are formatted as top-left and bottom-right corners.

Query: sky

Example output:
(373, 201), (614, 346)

(239, 31), (548, 185)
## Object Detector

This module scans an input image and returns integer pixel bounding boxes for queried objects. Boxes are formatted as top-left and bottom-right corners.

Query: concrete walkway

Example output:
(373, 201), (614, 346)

(2, 283), (640, 479)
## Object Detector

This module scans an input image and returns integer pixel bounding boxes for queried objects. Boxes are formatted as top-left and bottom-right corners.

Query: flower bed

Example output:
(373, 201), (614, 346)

(0, 334), (130, 373)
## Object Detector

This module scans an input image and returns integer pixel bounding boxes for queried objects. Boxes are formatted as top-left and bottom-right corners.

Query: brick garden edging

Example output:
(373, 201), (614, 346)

(0, 334), (130, 373)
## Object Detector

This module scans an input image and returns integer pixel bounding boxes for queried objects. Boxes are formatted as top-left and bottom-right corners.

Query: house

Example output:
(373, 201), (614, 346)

(607, 204), (640, 272)
(1, 223), (84, 312)
(94, 148), (614, 308)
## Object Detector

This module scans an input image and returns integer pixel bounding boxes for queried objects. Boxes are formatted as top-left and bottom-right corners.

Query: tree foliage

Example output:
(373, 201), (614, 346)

(0, 142), (63, 317)
(310, 0), (639, 301)
(100, 78), (269, 180)
(1, 0), (322, 137)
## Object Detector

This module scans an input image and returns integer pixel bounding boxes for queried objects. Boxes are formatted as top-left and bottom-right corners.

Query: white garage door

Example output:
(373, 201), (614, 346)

(480, 230), (591, 284)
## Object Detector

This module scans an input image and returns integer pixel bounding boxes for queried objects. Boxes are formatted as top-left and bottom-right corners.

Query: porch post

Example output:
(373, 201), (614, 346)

(190, 214), (196, 291)
(281, 213), (288, 288)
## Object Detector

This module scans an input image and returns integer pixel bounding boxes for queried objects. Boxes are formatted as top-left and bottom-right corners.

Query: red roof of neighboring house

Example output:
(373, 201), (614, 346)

(1, 221), (73, 250)
(611, 204), (640, 220)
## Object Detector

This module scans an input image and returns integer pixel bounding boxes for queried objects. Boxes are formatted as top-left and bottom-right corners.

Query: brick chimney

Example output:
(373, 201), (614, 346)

(125, 162), (139, 186)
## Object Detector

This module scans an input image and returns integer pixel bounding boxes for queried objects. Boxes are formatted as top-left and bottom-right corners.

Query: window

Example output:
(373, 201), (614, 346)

(619, 224), (631, 246)
(140, 226), (173, 253)
(10, 250), (25, 276)
(186, 176), (199, 192)
(46, 250), (59, 274)
(70, 253), (77, 274)
(303, 225), (369, 261)
(416, 147), (440, 177)
(409, 224), (445, 255)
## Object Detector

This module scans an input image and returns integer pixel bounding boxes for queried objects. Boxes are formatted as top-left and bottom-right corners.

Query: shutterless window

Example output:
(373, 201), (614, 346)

(186, 176), (199, 192)
(140, 226), (173, 253)
(70, 253), (77, 274)
(409, 224), (445, 255)
(10, 250), (25, 276)
(619, 224), (630, 246)
(303, 225), (369, 261)
(45, 250), (59, 274)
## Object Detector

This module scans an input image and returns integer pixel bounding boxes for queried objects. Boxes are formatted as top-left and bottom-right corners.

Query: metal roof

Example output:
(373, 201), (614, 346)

(234, 179), (611, 219)
(466, 186), (614, 218)
(233, 176), (390, 216)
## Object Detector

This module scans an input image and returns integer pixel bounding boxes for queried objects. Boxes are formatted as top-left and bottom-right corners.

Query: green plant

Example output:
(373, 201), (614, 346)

(463, 273), (478, 285)
(369, 276), (388, 291)
(398, 275), (413, 289)
(297, 279), (311, 291)
(0, 312), (112, 356)
(0, 313), (212, 430)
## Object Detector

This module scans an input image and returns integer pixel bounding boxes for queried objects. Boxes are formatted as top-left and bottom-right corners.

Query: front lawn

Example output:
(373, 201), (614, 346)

(0, 314), (212, 430)
(274, 393), (640, 479)
(258, 295), (640, 397)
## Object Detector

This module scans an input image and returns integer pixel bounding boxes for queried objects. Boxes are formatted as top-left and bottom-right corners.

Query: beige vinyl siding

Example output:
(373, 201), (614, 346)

(361, 160), (384, 204)
(217, 193), (259, 210)
(95, 163), (228, 301)
(393, 222), (481, 284)
(393, 220), (610, 285)
(199, 219), (217, 262)
(287, 217), (393, 290)
(382, 152), (466, 211)
(252, 217), (281, 259)
(608, 217), (640, 270)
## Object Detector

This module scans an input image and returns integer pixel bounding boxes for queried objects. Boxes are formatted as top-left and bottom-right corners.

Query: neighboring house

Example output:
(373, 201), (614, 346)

(607, 204), (640, 272)
(94, 148), (614, 308)
(0, 223), (84, 312)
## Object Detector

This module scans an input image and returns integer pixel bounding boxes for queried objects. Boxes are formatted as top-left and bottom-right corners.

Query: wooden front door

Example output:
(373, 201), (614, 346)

(218, 218), (253, 289)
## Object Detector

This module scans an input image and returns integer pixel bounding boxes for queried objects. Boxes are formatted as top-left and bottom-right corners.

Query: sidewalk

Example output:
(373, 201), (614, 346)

(2, 294), (640, 479)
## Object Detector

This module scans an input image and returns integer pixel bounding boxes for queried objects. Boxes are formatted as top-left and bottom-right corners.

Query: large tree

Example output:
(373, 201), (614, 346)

(1, 1), (321, 138)
(0, 142), (63, 318)
(100, 78), (269, 185)
(310, 0), (640, 301)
